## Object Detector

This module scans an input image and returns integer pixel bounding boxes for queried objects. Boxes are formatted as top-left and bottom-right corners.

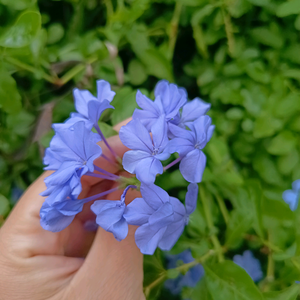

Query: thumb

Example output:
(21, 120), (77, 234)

(66, 188), (145, 300)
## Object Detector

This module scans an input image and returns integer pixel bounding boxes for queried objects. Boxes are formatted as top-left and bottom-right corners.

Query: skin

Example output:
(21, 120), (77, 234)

(0, 120), (145, 300)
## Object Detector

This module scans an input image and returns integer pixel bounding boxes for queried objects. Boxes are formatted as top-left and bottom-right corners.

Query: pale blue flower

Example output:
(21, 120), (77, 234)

(233, 250), (263, 282)
(120, 115), (170, 184)
(283, 179), (300, 211)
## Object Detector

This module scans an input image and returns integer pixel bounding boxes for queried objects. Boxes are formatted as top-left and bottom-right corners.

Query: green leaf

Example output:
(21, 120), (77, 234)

(263, 283), (299, 300)
(277, 0), (300, 17)
(253, 114), (283, 138)
(140, 48), (174, 82)
(246, 180), (264, 238)
(191, 279), (213, 300)
(266, 131), (297, 155)
(0, 11), (41, 48)
(0, 194), (10, 216)
(253, 153), (283, 185)
(128, 59), (147, 85)
(0, 0), (36, 10)
(225, 209), (252, 249)
(246, 0), (270, 7)
(251, 27), (284, 49)
(0, 67), (22, 114)
(204, 261), (264, 300)
(47, 23), (64, 44)
(6, 110), (34, 136)
(277, 149), (299, 175)
(111, 87), (137, 125)
(176, 0), (208, 6)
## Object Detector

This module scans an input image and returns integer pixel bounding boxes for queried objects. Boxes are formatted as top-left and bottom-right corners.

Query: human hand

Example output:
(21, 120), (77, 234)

(0, 121), (145, 300)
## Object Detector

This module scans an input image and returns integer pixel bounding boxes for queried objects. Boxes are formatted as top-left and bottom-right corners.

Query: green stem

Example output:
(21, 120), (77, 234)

(59, 56), (98, 85)
(215, 194), (229, 225)
(5, 57), (56, 84)
(200, 186), (224, 262)
(266, 253), (274, 282)
(221, 6), (235, 56)
(168, 2), (182, 60)
(67, 0), (85, 41)
(104, 0), (114, 21)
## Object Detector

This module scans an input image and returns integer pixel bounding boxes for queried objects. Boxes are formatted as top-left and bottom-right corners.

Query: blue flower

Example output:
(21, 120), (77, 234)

(233, 250), (263, 282)
(176, 97), (211, 128)
(72, 79), (115, 127)
(168, 115), (214, 183)
(40, 197), (84, 232)
(282, 179), (300, 211)
(133, 80), (187, 130)
(124, 183), (198, 254)
(119, 115), (170, 184)
(164, 250), (204, 295)
(90, 186), (135, 241)
(43, 121), (102, 197)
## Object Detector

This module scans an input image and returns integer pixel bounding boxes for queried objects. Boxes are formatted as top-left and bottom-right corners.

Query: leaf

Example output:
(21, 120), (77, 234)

(253, 114), (283, 138)
(0, 11), (41, 48)
(0, 194), (10, 216)
(7, 110), (35, 136)
(246, 0), (270, 7)
(253, 153), (283, 185)
(176, 0), (208, 6)
(140, 48), (174, 82)
(0, 0), (36, 10)
(225, 209), (252, 249)
(111, 87), (137, 125)
(0, 67), (22, 114)
(128, 59), (147, 85)
(204, 261), (264, 300)
(47, 23), (64, 44)
(263, 283), (299, 300)
(246, 180), (264, 238)
(251, 27), (284, 49)
(277, 0), (300, 17)
(266, 131), (297, 155)
(191, 279), (213, 300)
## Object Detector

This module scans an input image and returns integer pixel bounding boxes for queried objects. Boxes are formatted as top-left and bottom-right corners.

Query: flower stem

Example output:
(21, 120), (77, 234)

(168, 1), (182, 60)
(85, 172), (117, 181)
(215, 194), (229, 225)
(200, 186), (224, 262)
(163, 157), (182, 171)
(93, 165), (119, 179)
(101, 153), (115, 165)
(95, 124), (118, 159)
(81, 187), (119, 203)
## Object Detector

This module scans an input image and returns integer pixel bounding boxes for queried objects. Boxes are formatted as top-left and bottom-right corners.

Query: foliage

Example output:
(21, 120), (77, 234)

(0, 0), (300, 299)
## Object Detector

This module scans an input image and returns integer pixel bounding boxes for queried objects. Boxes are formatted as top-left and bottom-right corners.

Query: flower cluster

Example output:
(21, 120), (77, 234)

(40, 79), (214, 255)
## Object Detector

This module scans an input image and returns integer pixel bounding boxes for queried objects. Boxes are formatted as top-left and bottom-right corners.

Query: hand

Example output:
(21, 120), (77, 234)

(0, 121), (145, 300)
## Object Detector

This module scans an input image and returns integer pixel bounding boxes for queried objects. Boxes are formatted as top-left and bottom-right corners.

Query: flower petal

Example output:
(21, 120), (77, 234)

(122, 150), (150, 174)
(135, 157), (163, 184)
(179, 149), (206, 183)
(140, 183), (170, 210)
(96, 80), (115, 102)
(185, 183), (198, 215)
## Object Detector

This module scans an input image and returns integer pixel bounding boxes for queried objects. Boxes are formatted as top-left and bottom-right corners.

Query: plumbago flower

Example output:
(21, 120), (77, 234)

(282, 179), (300, 211)
(124, 183), (198, 254)
(40, 79), (214, 256)
(233, 250), (263, 282)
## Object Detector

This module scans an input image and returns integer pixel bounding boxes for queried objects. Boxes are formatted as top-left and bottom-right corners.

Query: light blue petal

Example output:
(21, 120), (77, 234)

(96, 80), (115, 102)
(292, 179), (300, 192)
(135, 157), (163, 184)
(87, 99), (114, 126)
(135, 224), (167, 255)
(73, 88), (97, 118)
(140, 183), (170, 210)
(122, 150), (150, 174)
(180, 149), (206, 183)
(181, 97), (211, 124)
(148, 202), (174, 231)
(282, 190), (299, 211)
(124, 197), (155, 225)
(185, 183), (198, 215)
(110, 217), (128, 241)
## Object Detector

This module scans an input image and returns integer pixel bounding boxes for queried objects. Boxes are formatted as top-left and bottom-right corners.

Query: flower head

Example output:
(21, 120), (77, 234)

(233, 250), (263, 282)
(133, 80), (187, 130)
(168, 116), (214, 183)
(124, 183), (198, 254)
(120, 115), (170, 184)
(282, 179), (300, 211)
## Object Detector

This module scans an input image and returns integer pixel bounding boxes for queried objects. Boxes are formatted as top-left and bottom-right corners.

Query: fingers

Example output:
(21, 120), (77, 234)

(68, 187), (145, 300)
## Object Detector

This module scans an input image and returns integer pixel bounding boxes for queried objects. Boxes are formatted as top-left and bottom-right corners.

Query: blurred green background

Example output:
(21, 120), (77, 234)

(1, 0), (300, 299)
